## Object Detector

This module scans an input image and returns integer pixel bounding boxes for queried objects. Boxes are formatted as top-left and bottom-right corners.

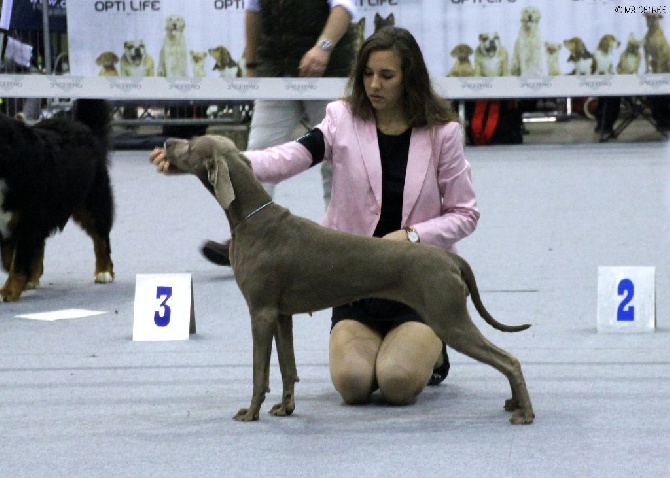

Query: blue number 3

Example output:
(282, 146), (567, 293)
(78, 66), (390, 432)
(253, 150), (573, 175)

(617, 279), (635, 322)
(154, 286), (173, 327)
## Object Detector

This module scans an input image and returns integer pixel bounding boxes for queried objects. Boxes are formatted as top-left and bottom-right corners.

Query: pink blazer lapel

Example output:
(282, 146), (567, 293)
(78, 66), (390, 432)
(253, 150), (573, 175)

(354, 117), (383, 209)
(402, 127), (433, 225)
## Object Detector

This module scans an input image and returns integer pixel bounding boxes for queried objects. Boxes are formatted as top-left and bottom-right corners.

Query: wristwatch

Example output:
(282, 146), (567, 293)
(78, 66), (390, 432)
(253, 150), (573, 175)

(404, 227), (420, 243)
(316, 38), (334, 52)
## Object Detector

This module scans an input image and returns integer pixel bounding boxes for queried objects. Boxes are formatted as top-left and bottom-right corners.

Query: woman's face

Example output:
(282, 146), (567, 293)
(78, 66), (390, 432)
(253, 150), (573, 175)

(363, 49), (404, 116)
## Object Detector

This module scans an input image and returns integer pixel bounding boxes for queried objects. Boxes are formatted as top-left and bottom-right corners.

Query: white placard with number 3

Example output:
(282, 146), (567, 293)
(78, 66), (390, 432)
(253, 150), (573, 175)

(597, 266), (655, 333)
(133, 273), (195, 341)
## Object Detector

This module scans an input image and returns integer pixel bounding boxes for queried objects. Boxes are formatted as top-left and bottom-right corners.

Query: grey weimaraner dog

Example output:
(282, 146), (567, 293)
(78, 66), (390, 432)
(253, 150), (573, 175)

(163, 135), (535, 425)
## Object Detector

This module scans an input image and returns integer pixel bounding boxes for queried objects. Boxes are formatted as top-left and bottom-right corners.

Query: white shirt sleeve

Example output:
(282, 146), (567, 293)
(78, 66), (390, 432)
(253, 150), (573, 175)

(247, 0), (356, 17)
(330, 0), (356, 17)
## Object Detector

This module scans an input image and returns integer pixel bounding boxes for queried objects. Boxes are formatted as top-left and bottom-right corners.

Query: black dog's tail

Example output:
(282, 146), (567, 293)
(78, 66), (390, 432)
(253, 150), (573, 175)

(72, 99), (112, 148)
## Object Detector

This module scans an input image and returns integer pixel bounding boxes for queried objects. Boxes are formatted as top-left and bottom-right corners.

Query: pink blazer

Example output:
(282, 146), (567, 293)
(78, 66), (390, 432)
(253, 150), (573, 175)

(245, 100), (479, 253)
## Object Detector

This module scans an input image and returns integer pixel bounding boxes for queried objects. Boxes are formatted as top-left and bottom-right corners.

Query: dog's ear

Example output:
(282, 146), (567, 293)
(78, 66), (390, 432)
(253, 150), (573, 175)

(205, 152), (235, 210)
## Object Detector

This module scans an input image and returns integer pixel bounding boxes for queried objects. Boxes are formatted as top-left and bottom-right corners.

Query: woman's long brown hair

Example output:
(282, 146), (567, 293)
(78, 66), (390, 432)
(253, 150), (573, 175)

(344, 26), (458, 127)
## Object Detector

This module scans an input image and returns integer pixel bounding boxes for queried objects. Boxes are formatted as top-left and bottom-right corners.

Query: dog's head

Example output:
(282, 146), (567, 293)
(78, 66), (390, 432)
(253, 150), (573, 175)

(644, 12), (663, 29)
(165, 15), (186, 36)
(597, 34), (620, 54)
(563, 37), (593, 62)
(190, 50), (208, 64)
(451, 43), (473, 60)
(624, 33), (643, 54)
(165, 135), (242, 209)
(96, 51), (119, 68)
(123, 41), (148, 65)
(520, 6), (541, 31)
(208, 46), (237, 70)
(544, 42), (562, 57)
(477, 33), (502, 57)
(374, 12), (395, 31)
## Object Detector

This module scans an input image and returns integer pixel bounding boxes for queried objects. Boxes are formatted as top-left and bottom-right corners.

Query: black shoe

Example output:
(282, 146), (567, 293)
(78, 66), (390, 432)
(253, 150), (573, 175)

(428, 343), (450, 386)
(201, 240), (231, 266)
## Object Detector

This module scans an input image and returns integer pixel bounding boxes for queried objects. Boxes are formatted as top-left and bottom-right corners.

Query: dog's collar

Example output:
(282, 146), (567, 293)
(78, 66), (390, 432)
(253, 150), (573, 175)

(233, 201), (274, 233)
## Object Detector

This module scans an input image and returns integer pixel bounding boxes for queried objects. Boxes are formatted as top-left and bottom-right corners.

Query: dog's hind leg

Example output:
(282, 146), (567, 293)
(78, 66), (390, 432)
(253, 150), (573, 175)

(433, 308), (534, 424)
(234, 307), (277, 421)
(72, 175), (115, 283)
(269, 314), (300, 417)
(25, 240), (45, 289)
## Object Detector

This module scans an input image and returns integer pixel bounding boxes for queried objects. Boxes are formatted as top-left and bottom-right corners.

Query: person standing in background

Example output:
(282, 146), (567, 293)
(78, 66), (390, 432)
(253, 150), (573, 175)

(201, 0), (357, 266)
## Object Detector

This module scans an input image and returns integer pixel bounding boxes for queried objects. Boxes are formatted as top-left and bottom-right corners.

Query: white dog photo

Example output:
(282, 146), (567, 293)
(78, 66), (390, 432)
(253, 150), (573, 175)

(157, 14), (188, 77)
(511, 6), (544, 76)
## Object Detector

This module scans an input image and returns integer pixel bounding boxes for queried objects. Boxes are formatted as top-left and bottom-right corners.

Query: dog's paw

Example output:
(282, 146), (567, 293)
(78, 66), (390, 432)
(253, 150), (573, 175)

(504, 397), (520, 412)
(510, 409), (535, 425)
(269, 402), (295, 417)
(233, 408), (260, 422)
(0, 285), (22, 302)
(25, 280), (39, 290)
(94, 271), (114, 283)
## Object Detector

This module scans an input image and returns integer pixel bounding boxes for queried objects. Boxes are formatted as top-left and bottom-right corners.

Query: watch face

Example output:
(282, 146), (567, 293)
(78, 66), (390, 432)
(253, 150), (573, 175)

(408, 230), (419, 243)
(317, 39), (333, 51)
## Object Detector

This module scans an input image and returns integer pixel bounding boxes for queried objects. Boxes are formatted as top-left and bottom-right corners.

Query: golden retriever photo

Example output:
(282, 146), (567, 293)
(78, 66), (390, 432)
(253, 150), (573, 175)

(157, 14), (188, 77)
(511, 6), (544, 76)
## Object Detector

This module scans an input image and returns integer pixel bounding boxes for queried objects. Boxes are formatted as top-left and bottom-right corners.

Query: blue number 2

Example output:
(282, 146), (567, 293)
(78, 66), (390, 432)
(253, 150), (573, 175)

(154, 286), (173, 327)
(617, 279), (635, 322)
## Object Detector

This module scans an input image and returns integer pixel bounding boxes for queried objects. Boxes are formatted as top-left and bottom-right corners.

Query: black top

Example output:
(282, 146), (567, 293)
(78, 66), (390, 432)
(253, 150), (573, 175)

(373, 127), (411, 237)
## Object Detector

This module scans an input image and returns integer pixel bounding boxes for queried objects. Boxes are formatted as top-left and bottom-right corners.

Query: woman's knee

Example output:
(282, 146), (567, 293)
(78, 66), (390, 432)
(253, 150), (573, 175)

(329, 320), (381, 404)
(330, 363), (375, 404)
(376, 361), (427, 405)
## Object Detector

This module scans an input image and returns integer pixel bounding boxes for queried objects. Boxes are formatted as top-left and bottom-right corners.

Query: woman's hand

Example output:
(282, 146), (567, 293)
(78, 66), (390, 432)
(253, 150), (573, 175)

(149, 147), (182, 175)
(298, 46), (330, 77)
(383, 230), (411, 242)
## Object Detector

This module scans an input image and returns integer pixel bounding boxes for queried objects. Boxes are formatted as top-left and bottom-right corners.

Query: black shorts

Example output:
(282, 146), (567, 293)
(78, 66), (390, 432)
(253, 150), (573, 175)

(331, 298), (424, 336)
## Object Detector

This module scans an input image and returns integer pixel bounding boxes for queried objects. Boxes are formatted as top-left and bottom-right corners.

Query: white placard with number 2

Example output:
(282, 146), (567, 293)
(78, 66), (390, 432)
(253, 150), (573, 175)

(597, 266), (655, 333)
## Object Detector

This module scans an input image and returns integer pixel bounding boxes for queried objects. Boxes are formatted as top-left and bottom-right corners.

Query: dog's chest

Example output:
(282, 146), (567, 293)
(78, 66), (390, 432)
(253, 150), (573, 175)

(480, 55), (503, 74)
(620, 53), (640, 72)
(573, 57), (593, 74)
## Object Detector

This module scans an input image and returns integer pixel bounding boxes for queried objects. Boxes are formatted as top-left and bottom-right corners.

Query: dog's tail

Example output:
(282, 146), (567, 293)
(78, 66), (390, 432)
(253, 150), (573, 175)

(73, 98), (112, 149)
(455, 254), (532, 333)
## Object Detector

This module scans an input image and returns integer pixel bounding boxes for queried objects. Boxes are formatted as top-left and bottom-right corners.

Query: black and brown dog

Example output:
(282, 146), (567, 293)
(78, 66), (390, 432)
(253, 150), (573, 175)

(0, 99), (115, 301)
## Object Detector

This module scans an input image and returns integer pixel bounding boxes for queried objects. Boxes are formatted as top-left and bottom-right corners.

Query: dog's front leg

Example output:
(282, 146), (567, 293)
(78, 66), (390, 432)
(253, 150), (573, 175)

(233, 308), (276, 421)
(269, 314), (300, 417)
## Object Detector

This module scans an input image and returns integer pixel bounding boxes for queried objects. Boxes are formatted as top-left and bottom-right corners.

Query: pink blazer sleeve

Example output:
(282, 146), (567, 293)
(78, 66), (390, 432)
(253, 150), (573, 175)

(409, 122), (480, 252)
(244, 140), (313, 184)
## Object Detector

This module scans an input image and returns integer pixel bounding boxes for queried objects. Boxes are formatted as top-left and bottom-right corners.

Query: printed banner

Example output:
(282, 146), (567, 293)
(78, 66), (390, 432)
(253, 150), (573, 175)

(67, 0), (669, 79)
(0, 0), (67, 32)
(68, 0), (247, 79)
